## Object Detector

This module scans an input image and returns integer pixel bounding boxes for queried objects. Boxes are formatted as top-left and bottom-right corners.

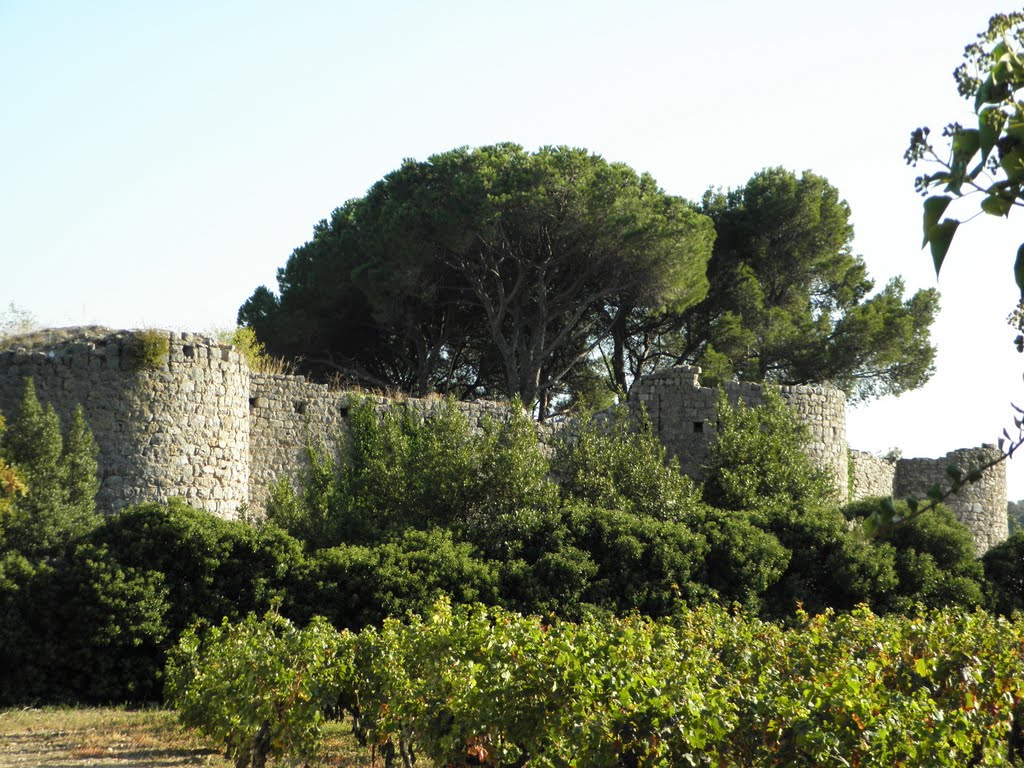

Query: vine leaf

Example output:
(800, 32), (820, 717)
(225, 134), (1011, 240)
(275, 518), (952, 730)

(926, 219), (960, 276)
(922, 196), (952, 246)
(1015, 243), (1024, 296)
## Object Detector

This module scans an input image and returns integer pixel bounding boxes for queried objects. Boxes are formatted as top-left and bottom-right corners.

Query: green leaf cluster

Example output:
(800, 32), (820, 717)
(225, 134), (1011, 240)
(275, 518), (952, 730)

(908, 10), (1024, 297)
(843, 497), (985, 612)
(268, 398), (559, 553)
(171, 600), (1024, 767)
(166, 611), (345, 768)
(0, 415), (26, 524)
(126, 329), (170, 371)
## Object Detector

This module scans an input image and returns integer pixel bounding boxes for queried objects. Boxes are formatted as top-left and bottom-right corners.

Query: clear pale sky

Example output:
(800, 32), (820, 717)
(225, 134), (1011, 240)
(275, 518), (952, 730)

(4, 1), (1024, 498)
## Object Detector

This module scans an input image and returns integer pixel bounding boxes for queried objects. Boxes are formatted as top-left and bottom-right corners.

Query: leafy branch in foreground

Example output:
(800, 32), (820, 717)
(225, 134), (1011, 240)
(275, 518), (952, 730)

(906, 10), (1024, 293)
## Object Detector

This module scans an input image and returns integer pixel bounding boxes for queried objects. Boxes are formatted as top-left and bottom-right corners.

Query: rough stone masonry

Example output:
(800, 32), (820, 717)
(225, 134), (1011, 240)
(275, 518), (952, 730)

(0, 327), (1008, 553)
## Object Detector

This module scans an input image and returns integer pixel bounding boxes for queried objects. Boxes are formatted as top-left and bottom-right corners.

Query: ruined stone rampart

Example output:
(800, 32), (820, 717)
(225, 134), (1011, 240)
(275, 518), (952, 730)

(0, 329), (1010, 552)
(0, 328), (518, 518)
(248, 373), (514, 511)
(850, 450), (897, 500)
(629, 365), (1008, 553)
(0, 328), (251, 516)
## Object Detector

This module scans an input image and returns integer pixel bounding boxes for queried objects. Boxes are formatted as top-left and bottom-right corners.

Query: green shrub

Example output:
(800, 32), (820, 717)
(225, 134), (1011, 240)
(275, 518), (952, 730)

(552, 405), (701, 522)
(126, 329), (169, 371)
(984, 530), (1024, 615)
(560, 501), (708, 616)
(703, 388), (836, 514)
(843, 497), (985, 612)
(261, 382), (990, 627)
(268, 398), (557, 555)
(87, 499), (305, 634)
(0, 500), (307, 703)
(690, 505), (791, 612)
(0, 545), (170, 704)
(295, 528), (500, 630)
(695, 390), (904, 616)
(221, 326), (292, 374)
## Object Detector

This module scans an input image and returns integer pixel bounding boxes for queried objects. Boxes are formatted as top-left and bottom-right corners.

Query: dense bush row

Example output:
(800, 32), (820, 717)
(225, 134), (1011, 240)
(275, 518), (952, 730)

(167, 600), (1024, 767)
(2, 378), (1024, 704)
(265, 393), (994, 621)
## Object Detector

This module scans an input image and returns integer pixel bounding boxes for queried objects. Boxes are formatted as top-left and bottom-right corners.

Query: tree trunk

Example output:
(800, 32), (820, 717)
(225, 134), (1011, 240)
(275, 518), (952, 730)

(610, 306), (629, 395)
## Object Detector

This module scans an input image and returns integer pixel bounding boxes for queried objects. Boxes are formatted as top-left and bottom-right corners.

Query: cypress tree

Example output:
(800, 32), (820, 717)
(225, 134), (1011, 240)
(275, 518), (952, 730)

(1, 379), (99, 555)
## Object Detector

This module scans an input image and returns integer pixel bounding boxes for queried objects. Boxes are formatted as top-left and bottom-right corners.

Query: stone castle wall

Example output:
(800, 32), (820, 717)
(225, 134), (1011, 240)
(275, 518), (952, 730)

(0, 328), (1010, 552)
(850, 450), (897, 500)
(247, 373), (515, 511)
(630, 365), (1008, 553)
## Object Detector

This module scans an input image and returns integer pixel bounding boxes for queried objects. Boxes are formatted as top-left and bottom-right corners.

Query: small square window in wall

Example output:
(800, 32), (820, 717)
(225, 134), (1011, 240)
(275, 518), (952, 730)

(294, 401), (307, 415)
(693, 421), (704, 433)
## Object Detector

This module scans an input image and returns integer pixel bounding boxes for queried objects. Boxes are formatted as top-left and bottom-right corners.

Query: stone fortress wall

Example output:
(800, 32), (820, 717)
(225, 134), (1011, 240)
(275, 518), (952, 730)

(849, 450), (897, 500)
(0, 328), (518, 519)
(247, 373), (516, 512)
(0, 328), (1009, 553)
(0, 328), (252, 517)
(895, 447), (1007, 552)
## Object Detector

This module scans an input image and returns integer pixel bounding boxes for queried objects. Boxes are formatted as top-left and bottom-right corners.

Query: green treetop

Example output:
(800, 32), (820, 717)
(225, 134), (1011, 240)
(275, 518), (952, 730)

(240, 144), (715, 416)
(0, 378), (99, 555)
(666, 168), (939, 401)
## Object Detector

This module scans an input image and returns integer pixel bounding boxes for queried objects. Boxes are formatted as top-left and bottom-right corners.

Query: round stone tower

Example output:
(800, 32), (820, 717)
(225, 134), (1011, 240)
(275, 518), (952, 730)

(894, 445), (1008, 554)
(628, 365), (849, 502)
(0, 327), (250, 518)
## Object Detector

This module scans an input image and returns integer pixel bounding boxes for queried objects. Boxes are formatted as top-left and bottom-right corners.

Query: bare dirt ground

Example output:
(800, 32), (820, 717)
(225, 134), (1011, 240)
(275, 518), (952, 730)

(0, 708), (229, 767)
(0, 707), (378, 768)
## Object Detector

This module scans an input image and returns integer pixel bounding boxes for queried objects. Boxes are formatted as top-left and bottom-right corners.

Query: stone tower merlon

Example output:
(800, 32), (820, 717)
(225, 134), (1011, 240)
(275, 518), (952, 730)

(0, 327), (251, 518)
(629, 365), (850, 504)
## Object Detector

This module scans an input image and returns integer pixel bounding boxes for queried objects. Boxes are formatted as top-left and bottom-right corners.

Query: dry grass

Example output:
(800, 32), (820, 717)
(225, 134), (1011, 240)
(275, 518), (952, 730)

(0, 707), (382, 767)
